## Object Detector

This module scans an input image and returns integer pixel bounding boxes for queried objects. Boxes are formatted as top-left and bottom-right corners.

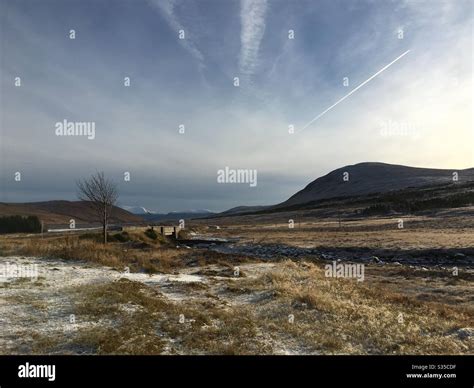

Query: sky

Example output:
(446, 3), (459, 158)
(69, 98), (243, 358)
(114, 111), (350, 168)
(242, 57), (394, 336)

(0, 0), (472, 212)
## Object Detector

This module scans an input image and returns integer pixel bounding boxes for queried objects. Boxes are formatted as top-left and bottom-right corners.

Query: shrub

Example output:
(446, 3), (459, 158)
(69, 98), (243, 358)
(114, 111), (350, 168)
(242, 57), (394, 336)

(108, 231), (130, 243)
(144, 228), (158, 240)
(0, 215), (42, 234)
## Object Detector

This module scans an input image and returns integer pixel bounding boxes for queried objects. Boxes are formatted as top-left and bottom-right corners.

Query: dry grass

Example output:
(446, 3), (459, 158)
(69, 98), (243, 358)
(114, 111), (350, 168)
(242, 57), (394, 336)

(1, 217), (472, 355)
(0, 231), (251, 274)
(242, 261), (473, 354)
(190, 212), (474, 250)
(6, 259), (473, 355)
(31, 278), (270, 355)
(64, 261), (472, 355)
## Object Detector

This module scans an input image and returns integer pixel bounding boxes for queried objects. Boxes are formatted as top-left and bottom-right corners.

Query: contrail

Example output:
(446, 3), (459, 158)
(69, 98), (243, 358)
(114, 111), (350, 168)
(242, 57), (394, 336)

(297, 50), (411, 133)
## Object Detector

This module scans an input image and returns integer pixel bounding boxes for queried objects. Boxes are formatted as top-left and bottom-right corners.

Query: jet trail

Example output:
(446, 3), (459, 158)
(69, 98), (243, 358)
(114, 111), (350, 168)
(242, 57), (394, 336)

(298, 50), (411, 133)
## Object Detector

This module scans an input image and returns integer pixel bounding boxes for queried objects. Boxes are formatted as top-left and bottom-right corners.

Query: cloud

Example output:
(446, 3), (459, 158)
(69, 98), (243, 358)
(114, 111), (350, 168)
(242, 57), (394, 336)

(1, 0), (472, 211)
(147, 0), (205, 67)
(239, 0), (268, 78)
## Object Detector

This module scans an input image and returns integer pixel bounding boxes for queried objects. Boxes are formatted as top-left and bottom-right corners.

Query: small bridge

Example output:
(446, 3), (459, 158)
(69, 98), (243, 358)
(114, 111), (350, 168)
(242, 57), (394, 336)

(157, 226), (180, 238)
(122, 225), (180, 238)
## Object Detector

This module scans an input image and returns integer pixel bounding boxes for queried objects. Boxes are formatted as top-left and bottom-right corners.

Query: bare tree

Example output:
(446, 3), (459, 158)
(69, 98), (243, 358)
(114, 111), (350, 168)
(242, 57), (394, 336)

(76, 172), (118, 244)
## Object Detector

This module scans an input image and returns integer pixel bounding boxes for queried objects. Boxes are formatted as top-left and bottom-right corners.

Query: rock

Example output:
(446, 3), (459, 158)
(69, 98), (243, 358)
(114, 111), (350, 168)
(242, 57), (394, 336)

(454, 328), (474, 340)
(372, 256), (382, 264)
(454, 253), (466, 258)
(291, 300), (309, 310)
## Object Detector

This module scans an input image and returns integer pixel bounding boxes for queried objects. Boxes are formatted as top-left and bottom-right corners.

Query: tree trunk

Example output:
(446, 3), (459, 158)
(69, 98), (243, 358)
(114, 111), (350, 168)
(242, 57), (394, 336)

(103, 208), (107, 244)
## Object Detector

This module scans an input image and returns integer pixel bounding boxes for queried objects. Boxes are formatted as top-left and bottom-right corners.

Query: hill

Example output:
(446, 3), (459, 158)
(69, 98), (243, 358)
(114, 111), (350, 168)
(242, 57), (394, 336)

(0, 201), (143, 226)
(278, 162), (474, 208)
(139, 209), (216, 222)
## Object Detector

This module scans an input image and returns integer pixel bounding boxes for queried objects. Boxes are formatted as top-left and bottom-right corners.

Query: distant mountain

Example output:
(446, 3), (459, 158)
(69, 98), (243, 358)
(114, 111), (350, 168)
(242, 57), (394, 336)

(215, 162), (474, 216)
(217, 205), (270, 216)
(0, 201), (143, 225)
(120, 205), (157, 215)
(278, 162), (474, 208)
(138, 209), (216, 222)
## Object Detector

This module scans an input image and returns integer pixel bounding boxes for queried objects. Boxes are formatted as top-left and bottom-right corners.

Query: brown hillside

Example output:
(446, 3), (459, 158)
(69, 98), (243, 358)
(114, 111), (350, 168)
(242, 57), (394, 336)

(0, 201), (143, 225)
